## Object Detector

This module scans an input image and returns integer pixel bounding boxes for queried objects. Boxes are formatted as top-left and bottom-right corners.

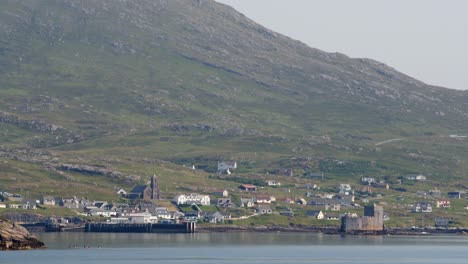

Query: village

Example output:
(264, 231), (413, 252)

(1, 161), (467, 233)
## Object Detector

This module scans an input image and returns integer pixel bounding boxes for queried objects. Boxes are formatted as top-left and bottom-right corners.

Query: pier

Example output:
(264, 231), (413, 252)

(85, 222), (196, 233)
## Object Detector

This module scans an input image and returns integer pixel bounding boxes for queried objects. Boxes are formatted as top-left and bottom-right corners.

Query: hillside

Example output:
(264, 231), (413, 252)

(0, 0), (467, 200)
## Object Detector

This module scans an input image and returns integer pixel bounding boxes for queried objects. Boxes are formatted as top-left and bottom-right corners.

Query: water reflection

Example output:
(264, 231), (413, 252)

(34, 232), (468, 249)
(2, 233), (467, 264)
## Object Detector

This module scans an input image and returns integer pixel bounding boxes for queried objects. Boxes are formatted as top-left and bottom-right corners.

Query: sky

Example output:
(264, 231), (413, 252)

(216, 0), (468, 90)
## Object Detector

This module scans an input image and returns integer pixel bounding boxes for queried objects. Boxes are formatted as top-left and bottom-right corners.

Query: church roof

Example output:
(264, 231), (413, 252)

(131, 185), (148, 194)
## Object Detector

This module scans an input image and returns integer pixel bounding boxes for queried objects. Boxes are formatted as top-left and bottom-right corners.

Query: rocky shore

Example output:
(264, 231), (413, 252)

(0, 218), (46, 250)
(197, 224), (340, 234)
(197, 224), (468, 236)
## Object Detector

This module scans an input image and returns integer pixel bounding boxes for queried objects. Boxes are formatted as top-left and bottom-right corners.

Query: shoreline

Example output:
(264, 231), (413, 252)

(196, 224), (468, 236)
(23, 223), (468, 236)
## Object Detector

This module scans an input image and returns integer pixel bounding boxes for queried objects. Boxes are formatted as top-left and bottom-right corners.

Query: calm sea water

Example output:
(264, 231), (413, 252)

(2, 232), (468, 264)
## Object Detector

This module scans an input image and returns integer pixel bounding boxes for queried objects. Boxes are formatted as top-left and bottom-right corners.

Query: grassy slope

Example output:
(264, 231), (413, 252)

(0, 1), (467, 224)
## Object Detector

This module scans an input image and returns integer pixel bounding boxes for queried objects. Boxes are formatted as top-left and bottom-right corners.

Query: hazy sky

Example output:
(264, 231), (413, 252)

(216, 0), (468, 90)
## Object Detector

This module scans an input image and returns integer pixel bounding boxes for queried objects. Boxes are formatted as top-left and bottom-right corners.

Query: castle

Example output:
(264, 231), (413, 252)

(341, 204), (384, 233)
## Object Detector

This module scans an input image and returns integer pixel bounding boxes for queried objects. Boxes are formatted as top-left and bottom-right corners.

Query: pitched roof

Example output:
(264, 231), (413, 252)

(131, 185), (148, 194)
(305, 210), (322, 217)
(22, 199), (37, 205)
(257, 204), (272, 210)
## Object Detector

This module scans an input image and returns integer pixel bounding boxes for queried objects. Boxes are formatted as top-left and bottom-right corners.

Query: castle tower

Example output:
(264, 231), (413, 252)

(150, 175), (160, 200)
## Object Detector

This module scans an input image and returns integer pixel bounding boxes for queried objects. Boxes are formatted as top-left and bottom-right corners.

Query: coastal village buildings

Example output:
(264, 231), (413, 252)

(116, 189), (127, 196)
(338, 184), (353, 195)
(413, 202), (433, 213)
(306, 210), (325, 219)
(217, 198), (233, 208)
(240, 198), (255, 208)
(255, 196), (273, 204)
(239, 184), (257, 191)
(429, 189), (442, 198)
(21, 199), (37, 210)
(212, 189), (229, 197)
(436, 199), (451, 208)
(266, 180), (281, 187)
(405, 174), (427, 181)
(40, 196), (56, 206)
(109, 212), (158, 224)
(361, 177), (376, 185)
(173, 193), (211, 206)
(447, 191), (465, 199)
(2, 161), (467, 232)
(256, 205), (273, 214)
(325, 203), (341, 211)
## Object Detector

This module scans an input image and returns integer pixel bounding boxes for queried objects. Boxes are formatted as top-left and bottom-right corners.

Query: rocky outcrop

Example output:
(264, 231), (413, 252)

(0, 218), (45, 250)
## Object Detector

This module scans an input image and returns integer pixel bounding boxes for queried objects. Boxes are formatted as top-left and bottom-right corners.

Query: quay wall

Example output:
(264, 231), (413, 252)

(85, 222), (196, 233)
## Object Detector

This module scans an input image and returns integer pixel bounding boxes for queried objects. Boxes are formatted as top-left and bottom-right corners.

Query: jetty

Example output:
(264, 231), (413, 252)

(85, 222), (196, 234)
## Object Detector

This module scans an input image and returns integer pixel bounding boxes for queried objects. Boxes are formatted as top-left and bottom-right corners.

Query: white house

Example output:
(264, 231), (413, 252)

(174, 193), (211, 206)
(109, 213), (158, 224)
(116, 189), (127, 196)
(361, 177), (376, 185)
(255, 196), (272, 204)
(413, 202), (432, 213)
(266, 180), (281, 187)
(154, 207), (172, 219)
(240, 198), (255, 208)
(88, 209), (117, 217)
(217, 161), (237, 174)
(338, 184), (352, 195)
(129, 213), (158, 224)
(0, 202), (6, 208)
(8, 203), (21, 209)
(406, 174), (427, 181)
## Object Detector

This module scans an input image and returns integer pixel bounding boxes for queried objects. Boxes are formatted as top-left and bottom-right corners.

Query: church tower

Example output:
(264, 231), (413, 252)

(150, 174), (160, 200)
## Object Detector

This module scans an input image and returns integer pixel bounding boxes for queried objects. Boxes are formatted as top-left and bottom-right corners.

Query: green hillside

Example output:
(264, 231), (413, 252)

(0, 0), (467, 201)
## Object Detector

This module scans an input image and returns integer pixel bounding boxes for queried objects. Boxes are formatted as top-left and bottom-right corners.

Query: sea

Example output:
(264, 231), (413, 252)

(2, 232), (468, 264)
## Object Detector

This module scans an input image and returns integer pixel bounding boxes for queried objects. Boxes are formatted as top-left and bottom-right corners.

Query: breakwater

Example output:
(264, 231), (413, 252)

(85, 222), (196, 233)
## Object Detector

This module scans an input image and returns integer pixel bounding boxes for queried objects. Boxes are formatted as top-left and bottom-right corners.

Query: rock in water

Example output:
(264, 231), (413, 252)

(0, 218), (45, 250)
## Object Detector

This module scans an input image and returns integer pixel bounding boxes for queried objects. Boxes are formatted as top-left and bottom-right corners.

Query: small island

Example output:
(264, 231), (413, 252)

(0, 217), (45, 250)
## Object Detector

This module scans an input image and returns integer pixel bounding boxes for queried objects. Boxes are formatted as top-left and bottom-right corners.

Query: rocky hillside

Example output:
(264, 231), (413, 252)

(0, 0), (467, 197)
(0, 218), (45, 250)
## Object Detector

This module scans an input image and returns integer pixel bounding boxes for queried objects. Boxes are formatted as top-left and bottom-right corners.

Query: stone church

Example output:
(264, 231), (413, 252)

(128, 175), (160, 200)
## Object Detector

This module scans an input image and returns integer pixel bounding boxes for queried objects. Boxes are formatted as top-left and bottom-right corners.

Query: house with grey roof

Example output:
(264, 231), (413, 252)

(21, 199), (37, 210)
(40, 196), (56, 206)
(305, 210), (324, 219)
(240, 198), (254, 208)
(256, 205), (273, 214)
(217, 198), (233, 208)
(413, 202), (432, 213)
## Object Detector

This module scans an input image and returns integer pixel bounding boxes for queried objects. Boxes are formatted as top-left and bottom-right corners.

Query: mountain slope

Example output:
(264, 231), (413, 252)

(0, 0), (467, 198)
